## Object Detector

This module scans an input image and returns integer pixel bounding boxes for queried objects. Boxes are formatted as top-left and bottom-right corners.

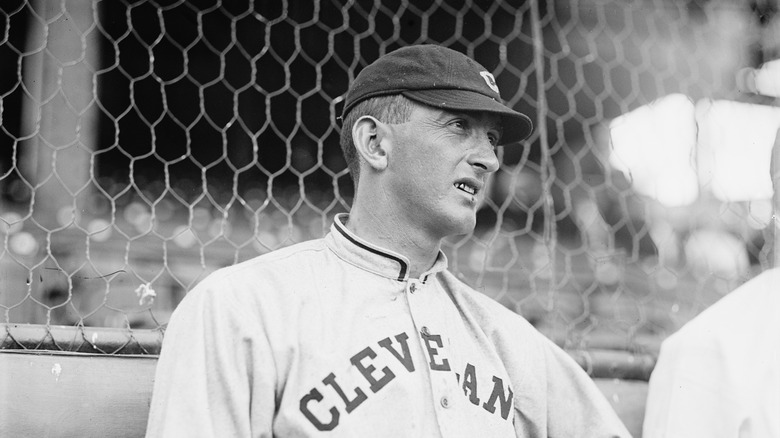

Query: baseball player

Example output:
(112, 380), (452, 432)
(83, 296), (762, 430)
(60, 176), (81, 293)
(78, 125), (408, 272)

(146, 44), (630, 437)
(642, 267), (780, 437)
(643, 136), (780, 438)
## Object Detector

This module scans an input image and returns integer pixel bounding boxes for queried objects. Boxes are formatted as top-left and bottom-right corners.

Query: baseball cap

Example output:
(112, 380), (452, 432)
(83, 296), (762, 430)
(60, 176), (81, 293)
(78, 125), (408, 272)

(341, 44), (533, 144)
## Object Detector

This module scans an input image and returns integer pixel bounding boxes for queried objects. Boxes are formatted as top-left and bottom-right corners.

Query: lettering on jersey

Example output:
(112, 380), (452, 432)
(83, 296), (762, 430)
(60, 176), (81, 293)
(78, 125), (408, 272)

(482, 376), (514, 420)
(299, 330), (514, 431)
(421, 332), (451, 371)
(322, 372), (367, 413)
(455, 364), (513, 419)
(377, 332), (415, 372)
(350, 346), (395, 393)
(299, 387), (339, 431)
(461, 362), (481, 405)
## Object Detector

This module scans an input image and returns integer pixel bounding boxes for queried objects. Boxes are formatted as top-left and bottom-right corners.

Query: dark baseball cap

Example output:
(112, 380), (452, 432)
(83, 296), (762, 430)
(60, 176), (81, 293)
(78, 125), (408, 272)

(341, 44), (533, 144)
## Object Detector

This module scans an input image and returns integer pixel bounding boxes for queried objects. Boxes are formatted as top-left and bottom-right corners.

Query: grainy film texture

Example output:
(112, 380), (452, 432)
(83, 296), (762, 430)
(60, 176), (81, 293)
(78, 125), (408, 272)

(1, 0), (779, 354)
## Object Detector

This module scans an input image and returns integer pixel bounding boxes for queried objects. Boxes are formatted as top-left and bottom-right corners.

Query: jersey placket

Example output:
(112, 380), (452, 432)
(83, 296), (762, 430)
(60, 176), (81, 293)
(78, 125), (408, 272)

(405, 277), (462, 437)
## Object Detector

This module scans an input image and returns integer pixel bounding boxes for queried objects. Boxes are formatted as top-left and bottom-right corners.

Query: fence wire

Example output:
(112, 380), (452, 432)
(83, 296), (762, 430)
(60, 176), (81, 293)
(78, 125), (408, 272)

(1, 0), (778, 355)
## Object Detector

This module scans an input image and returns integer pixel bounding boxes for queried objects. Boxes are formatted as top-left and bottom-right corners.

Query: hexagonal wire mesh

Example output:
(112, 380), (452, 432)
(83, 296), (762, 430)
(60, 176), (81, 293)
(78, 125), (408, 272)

(0, 0), (778, 358)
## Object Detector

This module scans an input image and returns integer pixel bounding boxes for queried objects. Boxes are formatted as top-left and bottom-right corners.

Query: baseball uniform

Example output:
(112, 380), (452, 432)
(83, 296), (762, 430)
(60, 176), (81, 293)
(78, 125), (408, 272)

(146, 213), (630, 437)
(643, 268), (780, 437)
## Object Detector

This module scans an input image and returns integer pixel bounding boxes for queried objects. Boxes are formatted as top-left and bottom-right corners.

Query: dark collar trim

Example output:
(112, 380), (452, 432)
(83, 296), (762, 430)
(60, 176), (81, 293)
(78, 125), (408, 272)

(334, 220), (408, 282)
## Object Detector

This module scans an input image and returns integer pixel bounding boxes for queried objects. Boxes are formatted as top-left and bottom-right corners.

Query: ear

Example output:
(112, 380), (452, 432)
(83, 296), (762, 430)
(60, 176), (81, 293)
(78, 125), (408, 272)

(352, 116), (390, 171)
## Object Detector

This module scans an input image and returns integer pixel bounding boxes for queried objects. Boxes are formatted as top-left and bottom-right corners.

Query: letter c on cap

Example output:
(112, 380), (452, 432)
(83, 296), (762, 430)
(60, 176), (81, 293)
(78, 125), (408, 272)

(480, 71), (500, 94)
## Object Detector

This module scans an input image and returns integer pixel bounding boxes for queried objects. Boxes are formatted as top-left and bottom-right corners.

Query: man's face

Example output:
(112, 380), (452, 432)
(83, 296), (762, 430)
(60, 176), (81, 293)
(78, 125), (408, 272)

(383, 104), (501, 239)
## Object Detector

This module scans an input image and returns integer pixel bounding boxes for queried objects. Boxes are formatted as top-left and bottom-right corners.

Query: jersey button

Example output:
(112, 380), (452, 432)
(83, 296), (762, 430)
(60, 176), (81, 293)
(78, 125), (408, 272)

(409, 282), (418, 293)
(421, 326), (430, 336)
(440, 396), (451, 408)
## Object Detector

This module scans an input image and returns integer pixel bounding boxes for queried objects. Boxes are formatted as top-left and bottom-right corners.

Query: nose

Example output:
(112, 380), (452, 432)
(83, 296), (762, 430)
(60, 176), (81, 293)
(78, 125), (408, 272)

(468, 138), (500, 174)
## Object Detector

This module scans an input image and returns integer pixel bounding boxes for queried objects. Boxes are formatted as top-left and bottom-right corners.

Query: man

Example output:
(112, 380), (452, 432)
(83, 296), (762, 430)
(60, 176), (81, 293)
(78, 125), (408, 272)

(643, 133), (780, 438)
(642, 267), (780, 437)
(146, 44), (630, 437)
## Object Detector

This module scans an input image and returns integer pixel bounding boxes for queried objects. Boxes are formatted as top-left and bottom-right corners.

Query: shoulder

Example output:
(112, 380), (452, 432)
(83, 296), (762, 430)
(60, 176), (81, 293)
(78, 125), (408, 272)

(188, 238), (329, 296)
(669, 268), (780, 344)
(657, 267), (780, 372)
(436, 270), (539, 334)
(173, 238), (329, 316)
(216, 238), (328, 280)
(701, 268), (779, 317)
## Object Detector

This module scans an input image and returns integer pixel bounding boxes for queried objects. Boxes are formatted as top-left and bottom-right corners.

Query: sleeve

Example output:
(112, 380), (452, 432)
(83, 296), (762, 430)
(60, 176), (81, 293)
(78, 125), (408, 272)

(145, 273), (277, 438)
(541, 337), (633, 438)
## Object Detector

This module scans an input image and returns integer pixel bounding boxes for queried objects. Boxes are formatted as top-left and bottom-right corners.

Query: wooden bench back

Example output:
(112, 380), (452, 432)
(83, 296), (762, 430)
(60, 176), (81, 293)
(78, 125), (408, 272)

(0, 324), (652, 437)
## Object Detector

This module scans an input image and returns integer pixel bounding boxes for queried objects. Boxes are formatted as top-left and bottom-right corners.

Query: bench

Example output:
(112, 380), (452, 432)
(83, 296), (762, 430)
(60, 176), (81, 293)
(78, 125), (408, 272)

(0, 324), (654, 437)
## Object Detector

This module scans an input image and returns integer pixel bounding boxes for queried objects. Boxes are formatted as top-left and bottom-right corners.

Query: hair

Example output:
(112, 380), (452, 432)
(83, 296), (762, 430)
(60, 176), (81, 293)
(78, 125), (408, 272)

(339, 94), (414, 188)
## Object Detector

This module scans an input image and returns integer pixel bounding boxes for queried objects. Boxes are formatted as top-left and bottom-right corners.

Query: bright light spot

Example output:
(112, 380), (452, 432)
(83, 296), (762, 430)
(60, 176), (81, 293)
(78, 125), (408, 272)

(208, 218), (231, 238)
(173, 225), (197, 248)
(574, 198), (599, 226)
(124, 201), (151, 232)
(254, 231), (278, 253)
(135, 215), (152, 232)
(595, 261), (621, 285)
(87, 218), (112, 242)
(609, 94), (699, 207)
(696, 99), (780, 202)
(252, 231), (276, 254)
(754, 59), (780, 98)
(10, 231), (38, 256)
(684, 229), (749, 280)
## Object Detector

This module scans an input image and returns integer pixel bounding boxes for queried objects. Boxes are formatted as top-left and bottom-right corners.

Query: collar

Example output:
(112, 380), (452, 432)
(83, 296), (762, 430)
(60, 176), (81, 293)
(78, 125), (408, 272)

(325, 213), (448, 282)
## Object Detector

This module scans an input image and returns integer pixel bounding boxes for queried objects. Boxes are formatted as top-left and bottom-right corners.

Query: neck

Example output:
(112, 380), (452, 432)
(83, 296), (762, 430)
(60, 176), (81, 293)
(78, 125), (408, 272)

(346, 192), (442, 279)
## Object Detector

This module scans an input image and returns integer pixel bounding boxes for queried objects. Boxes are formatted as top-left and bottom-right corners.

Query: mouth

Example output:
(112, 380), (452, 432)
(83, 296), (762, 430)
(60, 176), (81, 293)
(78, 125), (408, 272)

(453, 180), (479, 196)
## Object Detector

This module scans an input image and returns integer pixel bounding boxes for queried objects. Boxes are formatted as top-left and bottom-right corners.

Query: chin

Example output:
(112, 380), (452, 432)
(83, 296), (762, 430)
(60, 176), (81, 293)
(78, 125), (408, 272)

(438, 213), (477, 237)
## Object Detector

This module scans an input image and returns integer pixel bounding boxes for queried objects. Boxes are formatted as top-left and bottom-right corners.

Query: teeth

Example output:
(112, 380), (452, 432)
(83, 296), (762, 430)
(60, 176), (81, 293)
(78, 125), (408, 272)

(455, 182), (476, 195)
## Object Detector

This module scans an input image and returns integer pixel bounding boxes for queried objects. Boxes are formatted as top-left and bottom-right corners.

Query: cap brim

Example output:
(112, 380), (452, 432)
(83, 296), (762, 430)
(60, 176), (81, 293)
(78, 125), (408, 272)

(402, 89), (533, 144)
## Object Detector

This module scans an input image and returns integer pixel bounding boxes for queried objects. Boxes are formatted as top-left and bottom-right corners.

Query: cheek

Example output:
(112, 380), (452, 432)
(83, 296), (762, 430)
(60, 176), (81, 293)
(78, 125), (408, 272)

(392, 130), (455, 192)
(388, 159), (445, 210)
(408, 158), (447, 193)
(408, 145), (450, 175)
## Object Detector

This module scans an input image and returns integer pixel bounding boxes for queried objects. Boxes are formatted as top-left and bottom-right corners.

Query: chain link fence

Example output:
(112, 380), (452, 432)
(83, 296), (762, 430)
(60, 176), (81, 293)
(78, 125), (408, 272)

(1, 0), (778, 357)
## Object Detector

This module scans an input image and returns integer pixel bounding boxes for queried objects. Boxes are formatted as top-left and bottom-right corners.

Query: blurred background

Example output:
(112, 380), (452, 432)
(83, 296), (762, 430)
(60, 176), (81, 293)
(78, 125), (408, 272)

(1, 0), (779, 355)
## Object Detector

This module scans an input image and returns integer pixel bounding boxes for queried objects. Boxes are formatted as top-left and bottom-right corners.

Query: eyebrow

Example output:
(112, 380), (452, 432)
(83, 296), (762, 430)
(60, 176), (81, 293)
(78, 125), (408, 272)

(487, 119), (504, 137)
(445, 110), (503, 132)
(476, 113), (504, 137)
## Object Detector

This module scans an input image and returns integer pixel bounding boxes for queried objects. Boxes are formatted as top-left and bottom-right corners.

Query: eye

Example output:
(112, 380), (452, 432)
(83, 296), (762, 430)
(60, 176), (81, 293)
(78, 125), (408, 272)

(450, 119), (468, 131)
(488, 133), (499, 147)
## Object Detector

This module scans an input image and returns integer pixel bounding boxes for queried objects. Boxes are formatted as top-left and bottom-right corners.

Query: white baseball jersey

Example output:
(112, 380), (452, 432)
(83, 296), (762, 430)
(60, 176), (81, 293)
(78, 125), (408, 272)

(643, 268), (780, 438)
(146, 214), (630, 437)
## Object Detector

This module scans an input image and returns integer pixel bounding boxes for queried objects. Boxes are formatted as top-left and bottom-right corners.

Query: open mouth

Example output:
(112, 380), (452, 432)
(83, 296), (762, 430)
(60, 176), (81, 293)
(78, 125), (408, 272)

(454, 182), (477, 196)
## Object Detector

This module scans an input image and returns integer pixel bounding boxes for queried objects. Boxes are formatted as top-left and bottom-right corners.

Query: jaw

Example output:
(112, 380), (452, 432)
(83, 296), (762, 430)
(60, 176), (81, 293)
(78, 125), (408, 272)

(431, 192), (479, 237)
(378, 176), (482, 240)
